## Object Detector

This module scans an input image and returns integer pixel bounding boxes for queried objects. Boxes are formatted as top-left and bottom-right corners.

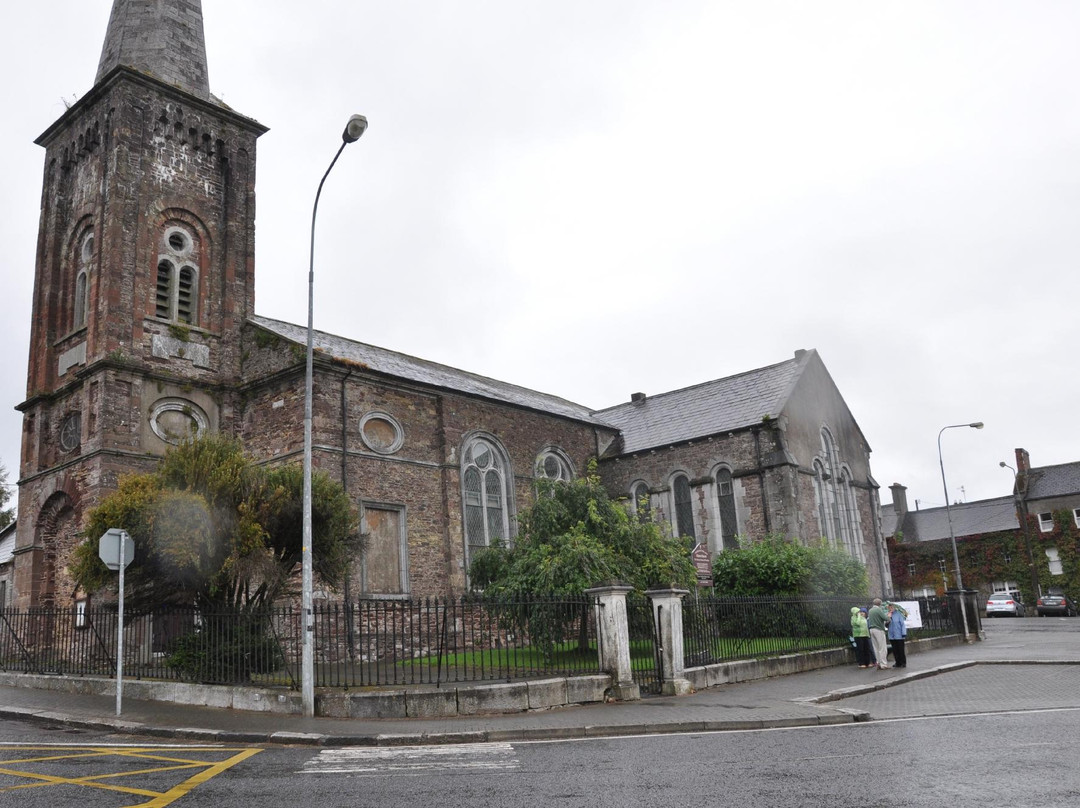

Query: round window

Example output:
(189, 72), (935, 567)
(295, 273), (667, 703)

(80, 233), (94, 263)
(359, 412), (404, 454)
(59, 412), (81, 452)
(164, 227), (192, 256)
(150, 398), (208, 445)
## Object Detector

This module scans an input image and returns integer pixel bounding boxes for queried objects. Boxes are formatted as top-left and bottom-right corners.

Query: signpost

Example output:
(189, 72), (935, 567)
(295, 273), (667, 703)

(98, 529), (134, 716)
(692, 543), (713, 588)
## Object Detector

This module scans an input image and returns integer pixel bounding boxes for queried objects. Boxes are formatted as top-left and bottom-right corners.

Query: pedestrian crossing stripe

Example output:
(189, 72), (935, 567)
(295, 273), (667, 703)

(0, 745), (261, 807)
(302, 742), (519, 776)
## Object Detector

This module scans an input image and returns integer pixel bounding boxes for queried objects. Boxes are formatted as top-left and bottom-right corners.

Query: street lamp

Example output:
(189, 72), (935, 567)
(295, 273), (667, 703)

(938, 421), (983, 642)
(1000, 461), (1040, 603)
(302, 114), (368, 717)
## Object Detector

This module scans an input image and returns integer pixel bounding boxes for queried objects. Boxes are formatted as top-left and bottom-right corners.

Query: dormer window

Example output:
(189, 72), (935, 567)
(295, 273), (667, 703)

(155, 226), (198, 324)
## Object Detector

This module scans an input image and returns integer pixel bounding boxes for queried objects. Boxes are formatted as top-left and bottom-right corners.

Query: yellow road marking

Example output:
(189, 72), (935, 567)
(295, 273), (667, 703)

(0, 745), (262, 807)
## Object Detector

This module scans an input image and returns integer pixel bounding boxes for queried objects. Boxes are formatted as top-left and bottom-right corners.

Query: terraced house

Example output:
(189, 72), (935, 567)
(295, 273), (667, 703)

(12, 0), (891, 608)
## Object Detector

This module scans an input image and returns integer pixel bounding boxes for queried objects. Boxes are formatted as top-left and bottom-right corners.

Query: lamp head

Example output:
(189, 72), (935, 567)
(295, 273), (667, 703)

(343, 114), (368, 143)
(970, 422), (984, 429)
(999, 461), (1006, 468)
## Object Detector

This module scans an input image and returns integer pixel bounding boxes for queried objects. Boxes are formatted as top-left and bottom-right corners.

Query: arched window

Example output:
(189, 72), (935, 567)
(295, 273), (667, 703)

(715, 468), (737, 551)
(155, 226), (199, 324)
(462, 436), (513, 564)
(631, 481), (651, 522)
(534, 449), (573, 482)
(840, 469), (864, 560)
(672, 473), (695, 541)
(813, 459), (832, 542)
(72, 229), (93, 331)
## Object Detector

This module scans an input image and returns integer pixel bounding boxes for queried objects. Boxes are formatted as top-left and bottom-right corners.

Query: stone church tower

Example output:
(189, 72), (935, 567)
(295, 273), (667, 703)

(13, 0), (266, 606)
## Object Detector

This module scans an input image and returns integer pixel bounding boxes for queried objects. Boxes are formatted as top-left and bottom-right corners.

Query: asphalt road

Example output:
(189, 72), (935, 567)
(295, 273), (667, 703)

(2, 618), (1077, 807)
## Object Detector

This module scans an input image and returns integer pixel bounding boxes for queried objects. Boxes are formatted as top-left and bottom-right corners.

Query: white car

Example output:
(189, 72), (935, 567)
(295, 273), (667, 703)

(986, 592), (1026, 617)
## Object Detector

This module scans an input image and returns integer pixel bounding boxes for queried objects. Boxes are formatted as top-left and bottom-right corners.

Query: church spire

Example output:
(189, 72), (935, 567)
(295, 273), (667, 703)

(96, 0), (210, 99)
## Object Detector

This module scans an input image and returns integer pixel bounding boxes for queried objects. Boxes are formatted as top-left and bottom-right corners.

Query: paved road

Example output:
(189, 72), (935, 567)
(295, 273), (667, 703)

(2, 617), (1078, 806)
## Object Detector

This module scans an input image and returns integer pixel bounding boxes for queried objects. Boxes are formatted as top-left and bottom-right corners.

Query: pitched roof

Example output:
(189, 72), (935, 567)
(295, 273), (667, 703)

(592, 353), (807, 455)
(1026, 461), (1080, 500)
(250, 316), (611, 427)
(885, 496), (1019, 542)
(96, 0), (210, 99)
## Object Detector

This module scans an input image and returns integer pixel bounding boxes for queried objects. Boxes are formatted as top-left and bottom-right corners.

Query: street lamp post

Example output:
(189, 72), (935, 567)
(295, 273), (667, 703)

(1000, 461), (1040, 604)
(302, 114), (368, 718)
(938, 421), (983, 643)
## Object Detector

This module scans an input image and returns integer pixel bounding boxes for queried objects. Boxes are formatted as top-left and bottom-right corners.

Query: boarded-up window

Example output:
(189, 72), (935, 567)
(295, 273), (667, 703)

(363, 505), (407, 594)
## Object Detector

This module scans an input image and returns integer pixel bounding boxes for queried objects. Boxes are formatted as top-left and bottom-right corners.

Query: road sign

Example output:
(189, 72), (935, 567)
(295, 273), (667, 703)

(98, 529), (134, 571)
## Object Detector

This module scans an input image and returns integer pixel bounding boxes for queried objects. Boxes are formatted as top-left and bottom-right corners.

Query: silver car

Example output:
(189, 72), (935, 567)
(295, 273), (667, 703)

(986, 591), (1026, 617)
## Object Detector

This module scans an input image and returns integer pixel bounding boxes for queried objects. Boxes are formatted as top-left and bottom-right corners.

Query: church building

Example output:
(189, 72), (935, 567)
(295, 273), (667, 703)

(12, 1), (891, 608)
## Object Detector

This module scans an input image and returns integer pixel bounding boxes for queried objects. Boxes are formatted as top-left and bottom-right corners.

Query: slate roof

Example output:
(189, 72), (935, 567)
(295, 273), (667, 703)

(593, 354), (806, 455)
(883, 496), (1019, 543)
(1026, 461), (1080, 500)
(250, 316), (612, 427)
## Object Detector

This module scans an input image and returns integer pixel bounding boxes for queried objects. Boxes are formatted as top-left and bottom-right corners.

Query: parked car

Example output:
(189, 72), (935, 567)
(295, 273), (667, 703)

(986, 591), (1026, 617)
(1036, 591), (1077, 617)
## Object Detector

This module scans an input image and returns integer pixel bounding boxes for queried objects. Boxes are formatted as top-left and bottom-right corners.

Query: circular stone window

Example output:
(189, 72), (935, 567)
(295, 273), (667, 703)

(150, 398), (208, 445)
(164, 227), (192, 256)
(359, 412), (404, 455)
(59, 412), (82, 452)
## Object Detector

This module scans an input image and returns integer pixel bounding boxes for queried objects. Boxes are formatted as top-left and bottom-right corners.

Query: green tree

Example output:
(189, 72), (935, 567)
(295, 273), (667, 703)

(71, 436), (356, 612)
(469, 464), (696, 596)
(711, 534), (868, 597)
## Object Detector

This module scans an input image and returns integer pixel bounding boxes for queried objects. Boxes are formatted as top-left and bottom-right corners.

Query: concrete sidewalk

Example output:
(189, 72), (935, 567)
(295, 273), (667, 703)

(1, 623), (1075, 746)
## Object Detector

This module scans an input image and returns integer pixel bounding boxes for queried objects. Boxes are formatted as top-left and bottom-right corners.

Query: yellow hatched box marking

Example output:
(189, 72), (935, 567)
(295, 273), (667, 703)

(0, 745), (262, 807)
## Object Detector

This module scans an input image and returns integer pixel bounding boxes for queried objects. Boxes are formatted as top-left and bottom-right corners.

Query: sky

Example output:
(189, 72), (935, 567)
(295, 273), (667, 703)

(2, 1), (1079, 516)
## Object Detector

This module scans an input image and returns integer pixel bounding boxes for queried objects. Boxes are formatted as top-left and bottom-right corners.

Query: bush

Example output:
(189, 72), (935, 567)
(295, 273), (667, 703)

(166, 614), (283, 684)
(712, 534), (869, 598)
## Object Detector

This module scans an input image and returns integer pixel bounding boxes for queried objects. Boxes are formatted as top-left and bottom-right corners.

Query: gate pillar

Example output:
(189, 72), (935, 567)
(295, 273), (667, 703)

(585, 584), (640, 701)
(646, 588), (692, 696)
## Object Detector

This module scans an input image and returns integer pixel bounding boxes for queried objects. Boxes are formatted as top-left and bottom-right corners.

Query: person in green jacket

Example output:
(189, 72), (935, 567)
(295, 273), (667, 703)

(850, 606), (872, 668)
(867, 598), (891, 670)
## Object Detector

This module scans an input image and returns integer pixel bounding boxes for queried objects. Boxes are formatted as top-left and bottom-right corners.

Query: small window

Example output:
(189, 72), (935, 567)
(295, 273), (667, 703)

(907, 562), (916, 577)
(1038, 512), (1054, 533)
(631, 481), (651, 522)
(177, 266), (195, 323)
(59, 412), (81, 452)
(1073, 508), (1080, 529)
(534, 449), (572, 482)
(1046, 547), (1064, 576)
(74, 270), (88, 328)
(74, 598), (88, 628)
(359, 412), (404, 454)
(156, 260), (174, 318)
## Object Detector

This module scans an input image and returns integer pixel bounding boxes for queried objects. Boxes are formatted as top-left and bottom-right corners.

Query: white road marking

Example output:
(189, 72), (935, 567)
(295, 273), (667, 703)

(301, 742), (520, 776)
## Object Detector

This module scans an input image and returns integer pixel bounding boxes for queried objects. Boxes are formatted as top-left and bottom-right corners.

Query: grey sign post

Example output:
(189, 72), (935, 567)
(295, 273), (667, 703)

(98, 528), (134, 716)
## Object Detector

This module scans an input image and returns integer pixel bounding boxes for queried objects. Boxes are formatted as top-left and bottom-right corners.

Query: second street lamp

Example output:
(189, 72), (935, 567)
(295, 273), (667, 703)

(302, 114), (368, 718)
(938, 421), (983, 642)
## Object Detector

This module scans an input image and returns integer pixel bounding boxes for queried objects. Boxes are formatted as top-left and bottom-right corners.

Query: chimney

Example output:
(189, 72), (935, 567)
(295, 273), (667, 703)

(1014, 447), (1030, 474)
(794, 349), (808, 360)
(889, 483), (908, 519)
(630, 392), (646, 405)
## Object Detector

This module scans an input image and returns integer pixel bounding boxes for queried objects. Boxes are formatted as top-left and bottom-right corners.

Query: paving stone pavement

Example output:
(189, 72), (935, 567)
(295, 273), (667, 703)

(1, 619), (1077, 745)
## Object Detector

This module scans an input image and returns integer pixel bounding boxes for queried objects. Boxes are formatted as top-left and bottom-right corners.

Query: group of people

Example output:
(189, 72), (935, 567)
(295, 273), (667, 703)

(850, 598), (907, 670)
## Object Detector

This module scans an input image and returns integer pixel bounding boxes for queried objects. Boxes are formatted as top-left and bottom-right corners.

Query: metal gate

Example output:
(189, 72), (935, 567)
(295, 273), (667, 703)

(626, 593), (663, 695)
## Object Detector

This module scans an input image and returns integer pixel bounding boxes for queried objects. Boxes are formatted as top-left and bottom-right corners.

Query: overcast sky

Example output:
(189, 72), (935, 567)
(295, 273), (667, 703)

(2, 1), (1078, 516)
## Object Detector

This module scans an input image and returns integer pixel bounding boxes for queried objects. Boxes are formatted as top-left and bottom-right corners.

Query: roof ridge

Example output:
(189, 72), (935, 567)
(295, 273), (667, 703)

(249, 315), (600, 417)
(592, 354), (802, 414)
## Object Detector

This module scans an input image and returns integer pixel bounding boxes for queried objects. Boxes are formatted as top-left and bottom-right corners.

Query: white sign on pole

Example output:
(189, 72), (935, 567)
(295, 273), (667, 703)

(98, 528), (134, 571)
(98, 529), (134, 716)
